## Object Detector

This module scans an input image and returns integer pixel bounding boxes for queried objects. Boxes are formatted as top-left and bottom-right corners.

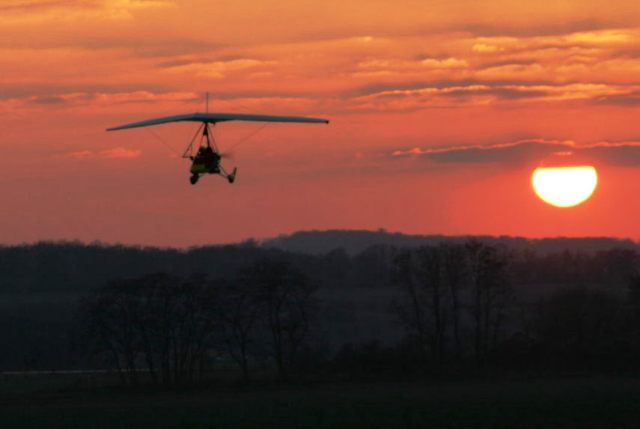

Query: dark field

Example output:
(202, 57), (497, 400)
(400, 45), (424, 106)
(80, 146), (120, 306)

(2, 375), (640, 428)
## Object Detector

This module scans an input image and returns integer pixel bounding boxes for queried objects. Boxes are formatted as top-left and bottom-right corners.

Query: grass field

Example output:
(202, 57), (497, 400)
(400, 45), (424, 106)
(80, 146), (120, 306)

(1, 374), (640, 428)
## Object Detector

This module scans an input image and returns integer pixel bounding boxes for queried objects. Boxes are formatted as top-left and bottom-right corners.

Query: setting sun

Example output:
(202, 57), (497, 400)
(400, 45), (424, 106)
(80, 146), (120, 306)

(532, 166), (598, 208)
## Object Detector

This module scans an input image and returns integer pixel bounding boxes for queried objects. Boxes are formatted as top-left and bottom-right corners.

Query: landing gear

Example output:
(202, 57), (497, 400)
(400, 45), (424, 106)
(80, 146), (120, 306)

(227, 168), (237, 184)
(186, 124), (238, 185)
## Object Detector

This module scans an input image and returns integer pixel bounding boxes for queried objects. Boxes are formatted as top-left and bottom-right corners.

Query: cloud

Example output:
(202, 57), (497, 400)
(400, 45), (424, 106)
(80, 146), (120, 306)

(1, 0), (175, 22)
(461, 29), (640, 87)
(100, 147), (142, 158)
(91, 91), (198, 105)
(349, 79), (640, 111)
(3, 3), (640, 130)
(472, 43), (504, 53)
(0, 1), (100, 12)
(392, 139), (640, 168)
(66, 150), (95, 160)
(353, 83), (549, 109)
(65, 147), (142, 160)
(594, 90), (640, 106)
(351, 57), (469, 80)
(2, 91), (198, 109)
(162, 59), (275, 79)
(30, 96), (66, 105)
(77, 36), (218, 56)
(462, 20), (633, 38)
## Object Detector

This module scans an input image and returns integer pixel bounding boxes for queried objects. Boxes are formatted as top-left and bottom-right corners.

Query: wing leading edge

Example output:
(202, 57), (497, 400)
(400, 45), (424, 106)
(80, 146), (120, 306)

(106, 112), (329, 131)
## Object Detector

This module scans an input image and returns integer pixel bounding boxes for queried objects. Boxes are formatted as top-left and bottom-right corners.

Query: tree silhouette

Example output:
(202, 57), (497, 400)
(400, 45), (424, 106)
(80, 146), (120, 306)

(440, 243), (468, 358)
(394, 245), (451, 366)
(243, 259), (316, 381)
(218, 277), (263, 381)
(81, 273), (220, 386)
(466, 241), (512, 365)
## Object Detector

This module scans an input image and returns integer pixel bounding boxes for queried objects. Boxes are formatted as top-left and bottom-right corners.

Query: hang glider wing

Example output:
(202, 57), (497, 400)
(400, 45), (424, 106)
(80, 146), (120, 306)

(106, 112), (329, 131)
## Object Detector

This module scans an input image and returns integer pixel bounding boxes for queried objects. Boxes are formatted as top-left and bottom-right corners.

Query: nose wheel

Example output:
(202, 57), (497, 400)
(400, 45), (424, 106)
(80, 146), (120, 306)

(190, 174), (199, 185)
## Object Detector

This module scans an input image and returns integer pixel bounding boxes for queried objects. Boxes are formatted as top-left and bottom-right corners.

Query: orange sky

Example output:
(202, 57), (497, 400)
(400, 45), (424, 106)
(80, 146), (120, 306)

(2, 0), (640, 246)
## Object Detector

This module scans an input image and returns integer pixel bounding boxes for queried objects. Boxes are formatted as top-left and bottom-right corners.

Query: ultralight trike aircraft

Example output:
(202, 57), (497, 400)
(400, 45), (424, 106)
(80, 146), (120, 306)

(107, 110), (329, 184)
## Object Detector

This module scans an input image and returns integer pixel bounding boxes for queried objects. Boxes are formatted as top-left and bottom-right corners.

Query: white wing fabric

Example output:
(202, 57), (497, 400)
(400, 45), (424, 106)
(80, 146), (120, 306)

(107, 112), (329, 131)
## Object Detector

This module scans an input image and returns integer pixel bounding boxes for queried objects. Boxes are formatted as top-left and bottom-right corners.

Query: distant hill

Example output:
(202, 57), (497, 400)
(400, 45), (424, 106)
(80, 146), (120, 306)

(1, 231), (638, 294)
(262, 229), (640, 256)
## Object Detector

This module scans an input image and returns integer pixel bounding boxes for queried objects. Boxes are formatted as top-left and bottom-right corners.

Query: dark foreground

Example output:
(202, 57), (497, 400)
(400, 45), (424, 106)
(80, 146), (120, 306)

(2, 375), (640, 428)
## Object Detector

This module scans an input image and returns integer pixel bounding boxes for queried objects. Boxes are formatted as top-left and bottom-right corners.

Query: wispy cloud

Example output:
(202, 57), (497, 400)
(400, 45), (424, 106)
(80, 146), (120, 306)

(0, 1), (100, 12)
(162, 59), (274, 79)
(351, 80), (640, 111)
(392, 139), (640, 167)
(65, 147), (142, 160)
(339, 27), (640, 110)
(594, 90), (640, 106)
(1, 0), (175, 22)
(1, 91), (198, 107)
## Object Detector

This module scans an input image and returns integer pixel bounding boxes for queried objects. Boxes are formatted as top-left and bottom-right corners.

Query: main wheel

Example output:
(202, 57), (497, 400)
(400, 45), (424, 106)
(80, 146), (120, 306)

(190, 174), (199, 185)
(227, 168), (237, 184)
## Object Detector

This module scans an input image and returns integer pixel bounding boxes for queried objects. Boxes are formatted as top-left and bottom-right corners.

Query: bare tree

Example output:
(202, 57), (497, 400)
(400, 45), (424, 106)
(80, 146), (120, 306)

(465, 241), (512, 365)
(82, 278), (145, 386)
(395, 246), (450, 366)
(394, 249), (429, 361)
(219, 277), (263, 381)
(243, 259), (316, 381)
(440, 242), (468, 358)
(82, 273), (220, 386)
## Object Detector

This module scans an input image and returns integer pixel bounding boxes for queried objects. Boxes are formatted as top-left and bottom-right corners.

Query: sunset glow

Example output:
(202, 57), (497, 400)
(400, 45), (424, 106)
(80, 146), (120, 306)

(2, 1), (640, 245)
(532, 166), (598, 208)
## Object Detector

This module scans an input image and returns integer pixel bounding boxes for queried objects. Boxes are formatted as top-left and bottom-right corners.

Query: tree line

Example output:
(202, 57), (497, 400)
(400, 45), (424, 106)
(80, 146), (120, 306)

(1, 235), (637, 294)
(79, 260), (316, 385)
(2, 237), (640, 381)
(394, 241), (512, 368)
(74, 240), (640, 385)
